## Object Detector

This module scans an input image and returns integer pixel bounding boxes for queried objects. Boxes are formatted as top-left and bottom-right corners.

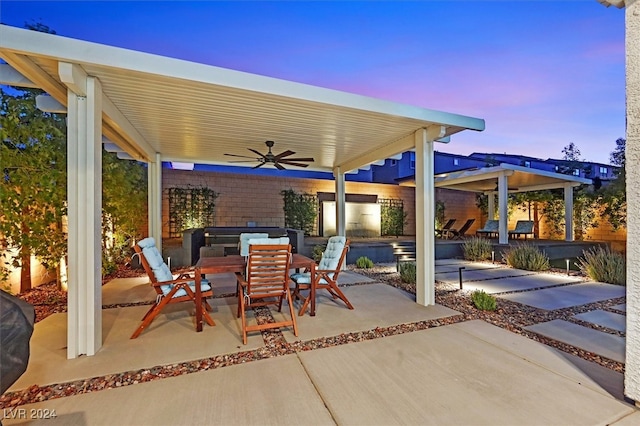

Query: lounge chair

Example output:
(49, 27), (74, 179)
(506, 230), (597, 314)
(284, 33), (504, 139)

(435, 219), (456, 238)
(449, 219), (476, 239)
(131, 237), (215, 339)
(290, 236), (353, 316)
(509, 220), (535, 240)
(476, 220), (499, 238)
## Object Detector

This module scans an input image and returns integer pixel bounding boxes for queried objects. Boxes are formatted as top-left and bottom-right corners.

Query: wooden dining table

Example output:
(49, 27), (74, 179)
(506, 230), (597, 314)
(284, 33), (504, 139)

(194, 253), (316, 332)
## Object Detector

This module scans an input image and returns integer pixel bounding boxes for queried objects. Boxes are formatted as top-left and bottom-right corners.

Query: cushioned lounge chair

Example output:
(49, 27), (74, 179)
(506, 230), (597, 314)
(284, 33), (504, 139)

(131, 237), (214, 339)
(476, 220), (499, 238)
(509, 220), (535, 240)
(290, 236), (353, 316)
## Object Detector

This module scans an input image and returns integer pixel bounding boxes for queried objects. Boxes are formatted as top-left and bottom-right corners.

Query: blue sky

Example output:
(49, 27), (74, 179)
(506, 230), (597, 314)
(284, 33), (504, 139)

(0, 1), (626, 164)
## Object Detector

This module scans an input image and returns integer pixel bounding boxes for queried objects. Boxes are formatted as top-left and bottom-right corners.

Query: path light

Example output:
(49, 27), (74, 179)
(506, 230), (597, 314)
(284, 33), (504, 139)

(491, 251), (495, 264)
(458, 267), (465, 290)
(566, 259), (570, 276)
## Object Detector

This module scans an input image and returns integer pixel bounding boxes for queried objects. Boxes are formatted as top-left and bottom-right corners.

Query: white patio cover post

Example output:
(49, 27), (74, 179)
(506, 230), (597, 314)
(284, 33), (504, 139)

(148, 152), (163, 251)
(415, 127), (439, 306)
(625, 0), (640, 405)
(334, 167), (346, 237)
(497, 173), (509, 244)
(563, 183), (574, 242)
(65, 68), (103, 358)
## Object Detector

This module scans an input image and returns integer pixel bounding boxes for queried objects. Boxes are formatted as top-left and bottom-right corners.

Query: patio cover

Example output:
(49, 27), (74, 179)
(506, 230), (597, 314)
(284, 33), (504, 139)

(0, 25), (485, 357)
(430, 163), (592, 243)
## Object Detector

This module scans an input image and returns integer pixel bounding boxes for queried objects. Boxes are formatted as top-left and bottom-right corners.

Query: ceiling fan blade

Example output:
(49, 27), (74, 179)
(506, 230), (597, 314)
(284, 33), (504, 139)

(224, 153), (260, 159)
(274, 162), (286, 170)
(247, 148), (268, 159)
(252, 162), (266, 169)
(274, 150), (295, 160)
(277, 157), (314, 162)
(278, 161), (310, 168)
(227, 160), (260, 163)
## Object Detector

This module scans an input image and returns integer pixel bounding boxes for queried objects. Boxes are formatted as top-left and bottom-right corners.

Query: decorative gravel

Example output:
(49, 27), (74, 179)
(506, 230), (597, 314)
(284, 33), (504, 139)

(1, 261), (626, 409)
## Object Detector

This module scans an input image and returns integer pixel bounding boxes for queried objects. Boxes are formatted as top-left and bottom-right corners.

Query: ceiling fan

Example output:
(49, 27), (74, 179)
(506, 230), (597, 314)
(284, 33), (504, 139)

(224, 140), (314, 170)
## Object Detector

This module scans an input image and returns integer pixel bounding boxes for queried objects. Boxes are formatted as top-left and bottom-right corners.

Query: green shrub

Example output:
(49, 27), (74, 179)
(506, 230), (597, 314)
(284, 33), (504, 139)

(355, 256), (374, 269)
(312, 244), (325, 263)
(462, 237), (493, 261)
(578, 246), (626, 285)
(399, 261), (416, 284)
(471, 290), (497, 311)
(502, 243), (550, 271)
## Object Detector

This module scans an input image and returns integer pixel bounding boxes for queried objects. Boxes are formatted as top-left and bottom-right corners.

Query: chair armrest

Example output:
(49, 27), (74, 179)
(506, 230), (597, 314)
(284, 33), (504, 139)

(151, 276), (200, 288)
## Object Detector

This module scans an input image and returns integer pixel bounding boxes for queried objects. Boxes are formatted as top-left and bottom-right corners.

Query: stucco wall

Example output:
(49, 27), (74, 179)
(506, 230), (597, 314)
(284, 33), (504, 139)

(625, 0), (640, 404)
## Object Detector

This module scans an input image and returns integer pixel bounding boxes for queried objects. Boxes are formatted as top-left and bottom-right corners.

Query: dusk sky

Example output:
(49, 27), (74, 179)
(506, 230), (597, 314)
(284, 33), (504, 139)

(0, 1), (626, 165)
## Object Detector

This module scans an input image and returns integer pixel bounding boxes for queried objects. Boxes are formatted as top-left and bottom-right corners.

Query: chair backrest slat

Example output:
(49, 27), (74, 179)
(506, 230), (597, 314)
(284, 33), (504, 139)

(246, 244), (291, 296)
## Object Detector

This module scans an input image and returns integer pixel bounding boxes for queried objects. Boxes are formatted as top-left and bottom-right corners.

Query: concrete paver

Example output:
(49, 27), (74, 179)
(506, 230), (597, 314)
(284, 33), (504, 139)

(574, 310), (626, 332)
(4, 355), (335, 426)
(500, 282), (625, 310)
(436, 267), (535, 285)
(298, 321), (634, 425)
(613, 303), (627, 312)
(524, 320), (625, 363)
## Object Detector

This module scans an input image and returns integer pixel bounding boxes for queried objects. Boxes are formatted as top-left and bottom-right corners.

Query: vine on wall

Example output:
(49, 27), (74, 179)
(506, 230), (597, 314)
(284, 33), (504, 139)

(281, 189), (318, 235)
(379, 198), (406, 236)
(167, 186), (218, 237)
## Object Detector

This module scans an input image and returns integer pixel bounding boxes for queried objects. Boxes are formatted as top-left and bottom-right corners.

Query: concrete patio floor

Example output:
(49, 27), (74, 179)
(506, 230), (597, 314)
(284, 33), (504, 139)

(2, 265), (639, 425)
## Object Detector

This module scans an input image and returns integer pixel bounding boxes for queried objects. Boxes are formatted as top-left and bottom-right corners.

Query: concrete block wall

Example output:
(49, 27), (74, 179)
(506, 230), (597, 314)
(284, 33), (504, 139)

(161, 169), (626, 253)
(435, 188), (483, 234)
(162, 170), (417, 239)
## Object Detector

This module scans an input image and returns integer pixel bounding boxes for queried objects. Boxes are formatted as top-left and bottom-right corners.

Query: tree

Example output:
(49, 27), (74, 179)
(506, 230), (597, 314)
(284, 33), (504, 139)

(0, 88), (67, 292)
(102, 151), (148, 275)
(610, 137), (626, 168)
(600, 138), (626, 230)
(556, 142), (585, 175)
(510, 191), (558, 239)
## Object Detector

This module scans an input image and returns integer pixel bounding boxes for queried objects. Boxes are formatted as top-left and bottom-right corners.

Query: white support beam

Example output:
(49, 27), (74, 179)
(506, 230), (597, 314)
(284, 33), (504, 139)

(513, 182), (582, 193)
(148, 153), (163, 250)
(59, 62), (87, 96)
(415, 128), (435, 307)
(59, 62), (154, 162)
(564, 183), (574, 242)
(337, 132), (416, 173)
(66, 76), (103, 358)
(0, 63), (38, 87)
(498, 173), (509, 244)
(1, 51), (67, 103)
(333, 167), (346, 237)
(35, 94), (66, 113)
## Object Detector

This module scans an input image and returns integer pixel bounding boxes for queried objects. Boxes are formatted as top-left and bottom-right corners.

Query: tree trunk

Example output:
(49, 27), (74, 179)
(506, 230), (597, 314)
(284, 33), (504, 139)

(19, 244), (32, 294)
(533, 202), (540, 239)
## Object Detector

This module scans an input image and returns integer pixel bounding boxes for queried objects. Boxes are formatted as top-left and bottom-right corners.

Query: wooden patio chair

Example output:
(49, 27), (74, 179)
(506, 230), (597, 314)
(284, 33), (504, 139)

(290, 236), (353, 316)
(131, 237), (215, 339)
(450, 219), (476, 239)
(509, 220), (535, 240)
(476, 220), (499, 238)
(236, 243), (298, 344)
(435, 219), (456, 238)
